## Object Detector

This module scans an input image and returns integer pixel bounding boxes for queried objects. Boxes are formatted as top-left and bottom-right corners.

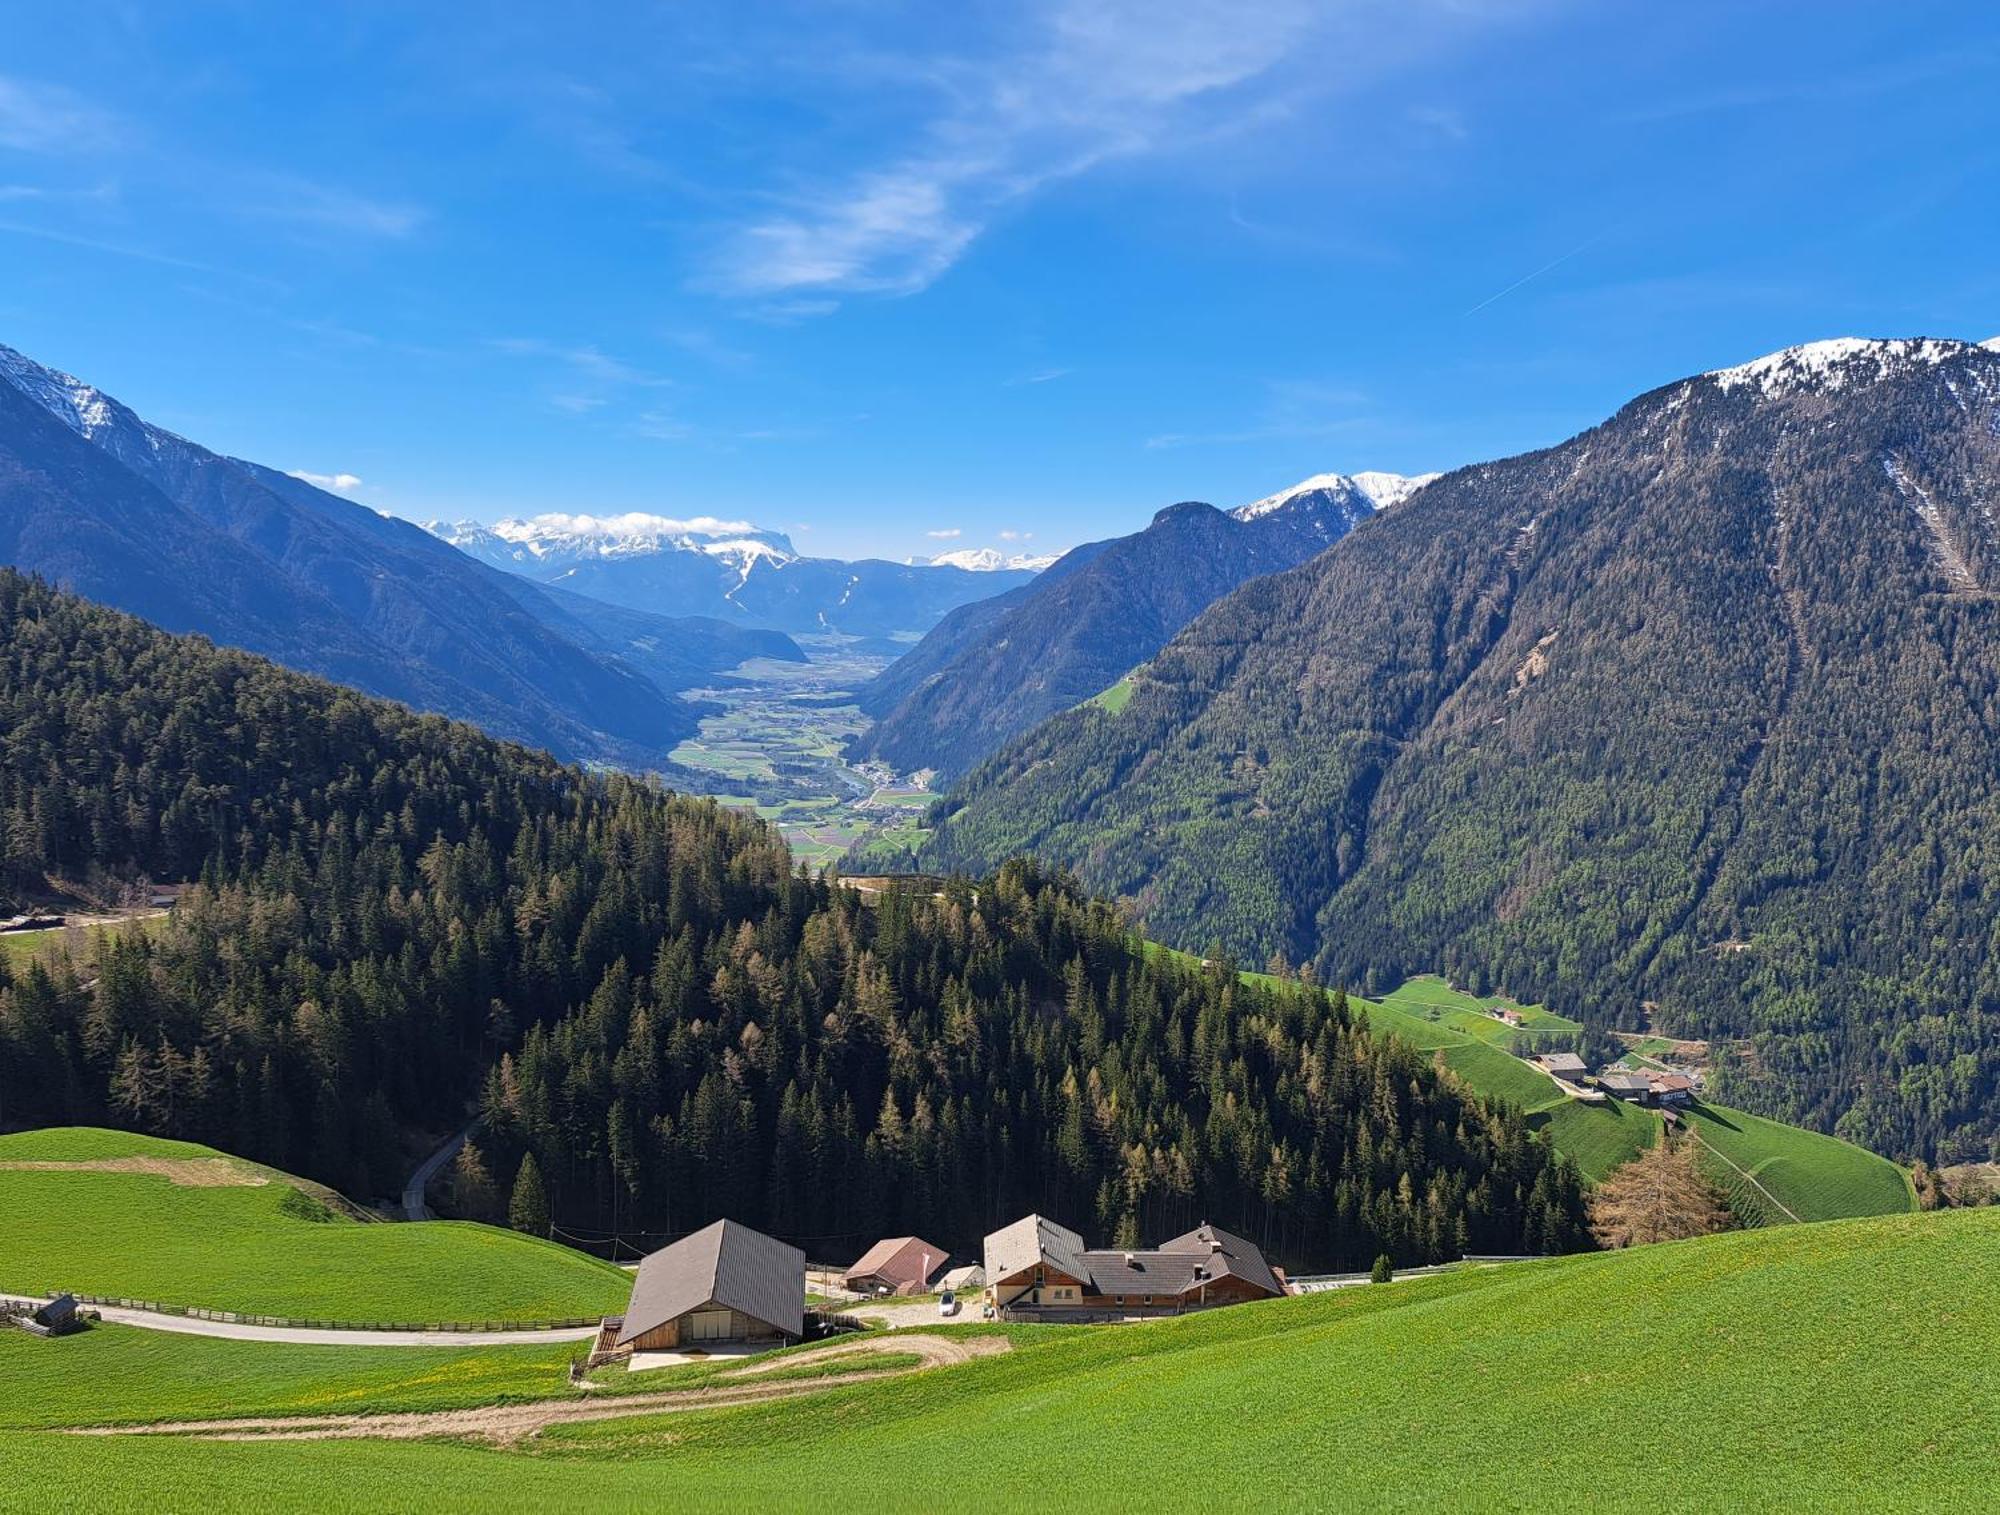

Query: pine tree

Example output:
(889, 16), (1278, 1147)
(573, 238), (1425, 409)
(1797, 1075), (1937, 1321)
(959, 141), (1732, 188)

(1370, 1253), (1393, 1283)
(508, 1151), (551, 1237)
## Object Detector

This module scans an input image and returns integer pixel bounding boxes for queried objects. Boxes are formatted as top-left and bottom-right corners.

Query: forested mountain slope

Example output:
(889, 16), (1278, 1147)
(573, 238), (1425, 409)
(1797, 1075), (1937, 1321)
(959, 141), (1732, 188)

(0, 343), (796, 764)
(852, 475), (1423, 780)
(0, 572), (1583, 1267)
(925, 337), (2000, 1163)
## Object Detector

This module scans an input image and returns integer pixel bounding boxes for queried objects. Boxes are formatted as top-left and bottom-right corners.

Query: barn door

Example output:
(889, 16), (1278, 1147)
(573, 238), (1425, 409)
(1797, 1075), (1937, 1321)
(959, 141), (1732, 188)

(691, 1309), (731, 1341)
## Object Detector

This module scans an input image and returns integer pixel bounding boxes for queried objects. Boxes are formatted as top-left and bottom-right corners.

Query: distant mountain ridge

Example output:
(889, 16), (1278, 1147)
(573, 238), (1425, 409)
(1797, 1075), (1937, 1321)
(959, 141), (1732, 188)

(0, 342), (799, 765)
(848, 470), (1432, 779)
(427, 513), (1040, 638)
(921, 335), (2000, 1163)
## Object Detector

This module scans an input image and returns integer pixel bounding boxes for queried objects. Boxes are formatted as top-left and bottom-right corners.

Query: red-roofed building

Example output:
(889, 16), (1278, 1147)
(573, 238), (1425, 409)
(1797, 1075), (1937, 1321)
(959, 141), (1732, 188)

(843, 1235), (949, 1296)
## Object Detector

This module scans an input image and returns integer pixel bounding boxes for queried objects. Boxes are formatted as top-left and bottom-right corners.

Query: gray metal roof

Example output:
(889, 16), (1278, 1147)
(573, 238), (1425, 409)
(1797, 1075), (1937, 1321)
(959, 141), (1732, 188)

(984, 1213), (1089, 1283)
(617, 1218), (805, 1346)
(1156, 1223), (1285, 1298)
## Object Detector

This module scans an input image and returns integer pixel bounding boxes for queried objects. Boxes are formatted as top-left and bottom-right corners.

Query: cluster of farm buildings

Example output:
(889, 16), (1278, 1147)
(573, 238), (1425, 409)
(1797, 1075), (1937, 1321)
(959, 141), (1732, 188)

(596, 1212), (1288, 1364)
(1528, 1050), (1699, 1110)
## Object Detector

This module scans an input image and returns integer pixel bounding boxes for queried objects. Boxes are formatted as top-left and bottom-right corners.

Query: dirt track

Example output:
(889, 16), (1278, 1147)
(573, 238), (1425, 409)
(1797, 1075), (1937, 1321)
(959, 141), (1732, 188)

(70, 1333), (1009, 1446)
(0, 1157), (265, 1187)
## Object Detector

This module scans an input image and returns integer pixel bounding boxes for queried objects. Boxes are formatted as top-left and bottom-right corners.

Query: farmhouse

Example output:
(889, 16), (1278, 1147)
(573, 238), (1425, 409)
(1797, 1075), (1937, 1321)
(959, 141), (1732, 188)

(984, 1214), (1286, 1318)
(1647, 1071), (1695, 1106)
(1597, 1071), (1653, 1102)
(615, 1219), (804, 1352)
(1533, 1052), (1588, 1082)
(1489, 1007), (1525, 1027)
(843, 1235), (949, 1296)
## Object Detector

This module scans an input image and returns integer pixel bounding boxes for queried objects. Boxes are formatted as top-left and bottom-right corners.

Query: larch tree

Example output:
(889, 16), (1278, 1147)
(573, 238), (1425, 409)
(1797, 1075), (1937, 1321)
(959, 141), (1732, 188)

(1587, 1134), (1733, 1249)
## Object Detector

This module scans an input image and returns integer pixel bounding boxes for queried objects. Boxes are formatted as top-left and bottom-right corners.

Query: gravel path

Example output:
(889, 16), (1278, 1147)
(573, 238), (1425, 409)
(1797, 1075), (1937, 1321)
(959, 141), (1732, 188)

(0, 1294), (596, 1347)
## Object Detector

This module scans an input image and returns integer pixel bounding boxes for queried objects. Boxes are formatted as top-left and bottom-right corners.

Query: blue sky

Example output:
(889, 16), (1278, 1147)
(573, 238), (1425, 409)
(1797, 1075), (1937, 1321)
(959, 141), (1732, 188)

(2, 2), (1996, 561)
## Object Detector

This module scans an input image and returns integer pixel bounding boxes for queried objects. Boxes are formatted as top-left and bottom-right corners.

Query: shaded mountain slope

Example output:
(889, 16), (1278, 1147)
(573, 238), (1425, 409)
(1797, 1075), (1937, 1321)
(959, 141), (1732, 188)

(0, 343), (796, 762)
(851, 475), (1422, 779)
(926, 337), (2000, 1161)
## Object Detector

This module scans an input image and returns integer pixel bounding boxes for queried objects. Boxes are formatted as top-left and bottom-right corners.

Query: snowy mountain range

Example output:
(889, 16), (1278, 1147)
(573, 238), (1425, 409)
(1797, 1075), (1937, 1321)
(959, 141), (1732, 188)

(425, 513), (1038, 640)
(430, 513), (799, 577)
(920, 546), (1063, 572)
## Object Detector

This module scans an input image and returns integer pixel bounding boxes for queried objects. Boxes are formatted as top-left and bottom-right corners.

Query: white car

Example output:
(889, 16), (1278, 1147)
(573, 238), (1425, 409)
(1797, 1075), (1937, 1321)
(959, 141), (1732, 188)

(937, 1289), (959, 1317)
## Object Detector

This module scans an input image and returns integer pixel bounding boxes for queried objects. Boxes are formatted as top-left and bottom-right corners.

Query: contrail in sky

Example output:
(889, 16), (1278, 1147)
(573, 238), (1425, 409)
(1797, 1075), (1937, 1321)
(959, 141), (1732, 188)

(1463, 230), (1611, 316)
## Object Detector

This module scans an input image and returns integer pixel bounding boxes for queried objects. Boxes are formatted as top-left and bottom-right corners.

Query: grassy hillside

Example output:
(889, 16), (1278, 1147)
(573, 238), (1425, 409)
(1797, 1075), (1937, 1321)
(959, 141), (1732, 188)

(1350, 982), (1912, 1216)
(1682, 1103), (1915, 1226)
(0, 1128), (630, 1323)
(3, 1208), (1993, 1512)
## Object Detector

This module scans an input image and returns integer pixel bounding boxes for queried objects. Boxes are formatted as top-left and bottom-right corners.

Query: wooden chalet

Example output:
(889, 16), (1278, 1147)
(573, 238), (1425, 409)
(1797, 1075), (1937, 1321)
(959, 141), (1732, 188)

(983, 1214), (1286, 1318)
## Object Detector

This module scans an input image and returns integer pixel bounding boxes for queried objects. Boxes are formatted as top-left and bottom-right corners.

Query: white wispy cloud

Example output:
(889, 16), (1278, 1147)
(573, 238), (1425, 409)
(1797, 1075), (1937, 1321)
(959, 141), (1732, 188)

(926, 527), (963, 539)
(0, 75), (122, 154)
(243, 174), (425, 239)
(289, 469), (364, 493)
(704, 0), (1326, 301)
(997, 529), (1033, 541)
(492, 338), (673, 416)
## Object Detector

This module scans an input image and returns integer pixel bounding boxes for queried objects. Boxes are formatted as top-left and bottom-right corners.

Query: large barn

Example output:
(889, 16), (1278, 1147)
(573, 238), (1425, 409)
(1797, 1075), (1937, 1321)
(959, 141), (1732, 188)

(616, 1219), (805, 1352)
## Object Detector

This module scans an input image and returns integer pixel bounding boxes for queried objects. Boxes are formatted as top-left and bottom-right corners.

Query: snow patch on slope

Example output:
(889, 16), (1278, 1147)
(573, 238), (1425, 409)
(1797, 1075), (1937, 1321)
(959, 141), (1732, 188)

(0, 342), (119, 436)
(1708, 337), (1977, 397)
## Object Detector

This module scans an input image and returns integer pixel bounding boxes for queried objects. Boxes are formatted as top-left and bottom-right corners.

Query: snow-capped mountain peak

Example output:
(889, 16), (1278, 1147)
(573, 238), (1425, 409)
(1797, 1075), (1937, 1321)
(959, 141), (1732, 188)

(1234, 469), (1439, 522)
(920, 546), (1061, 572)
(1706, 337), (1978, 397)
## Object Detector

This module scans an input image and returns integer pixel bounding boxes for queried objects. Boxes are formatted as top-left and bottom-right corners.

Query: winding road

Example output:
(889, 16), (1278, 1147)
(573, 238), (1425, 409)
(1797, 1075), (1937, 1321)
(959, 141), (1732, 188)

(401, 1121), (477, 1222)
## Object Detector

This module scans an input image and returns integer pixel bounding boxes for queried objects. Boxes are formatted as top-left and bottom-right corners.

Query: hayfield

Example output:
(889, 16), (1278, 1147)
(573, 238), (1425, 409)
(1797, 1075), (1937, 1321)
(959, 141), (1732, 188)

(3, 1208), (1993, 1512)
(0, 1128), (631, 1324)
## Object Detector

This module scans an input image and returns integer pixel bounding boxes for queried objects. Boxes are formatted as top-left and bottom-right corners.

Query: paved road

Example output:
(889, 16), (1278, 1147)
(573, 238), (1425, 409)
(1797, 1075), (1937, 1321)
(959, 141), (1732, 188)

(401, 1121), (477, 1221)
(2, 1294), (596, 1348)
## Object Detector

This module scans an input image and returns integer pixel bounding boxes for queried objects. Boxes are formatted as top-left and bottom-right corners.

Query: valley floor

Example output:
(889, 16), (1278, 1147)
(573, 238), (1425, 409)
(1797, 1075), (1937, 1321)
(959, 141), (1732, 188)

(665, 638), (935, 867)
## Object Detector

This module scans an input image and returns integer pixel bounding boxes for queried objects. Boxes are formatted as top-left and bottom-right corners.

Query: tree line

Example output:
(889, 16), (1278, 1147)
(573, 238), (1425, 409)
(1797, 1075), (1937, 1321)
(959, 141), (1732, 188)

(0, 570), (1586, 1269)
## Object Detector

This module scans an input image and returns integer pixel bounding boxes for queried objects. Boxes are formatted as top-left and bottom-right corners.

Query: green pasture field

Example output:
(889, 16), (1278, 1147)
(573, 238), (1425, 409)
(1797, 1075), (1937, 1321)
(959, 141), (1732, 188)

(0, 1129), (631, 1324)
(4, 1208), (1992, 1512)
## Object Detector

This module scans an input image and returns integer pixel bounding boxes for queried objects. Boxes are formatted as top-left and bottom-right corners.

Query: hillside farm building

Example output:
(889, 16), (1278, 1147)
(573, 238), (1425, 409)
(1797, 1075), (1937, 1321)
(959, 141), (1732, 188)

(615, 1219), (804, 1353)
(843, 1235), (949, 1296)
(1532, 1052), (1588, 1082)
(984, 1215), (1286, 1319)
(1598, 1071), (1653, 1102)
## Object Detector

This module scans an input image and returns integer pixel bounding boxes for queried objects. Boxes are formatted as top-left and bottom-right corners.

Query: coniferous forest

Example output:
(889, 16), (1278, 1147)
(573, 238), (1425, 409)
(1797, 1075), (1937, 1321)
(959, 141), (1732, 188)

(923, 341), (2000, 1165)
(0, 571), (1585, 1269)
